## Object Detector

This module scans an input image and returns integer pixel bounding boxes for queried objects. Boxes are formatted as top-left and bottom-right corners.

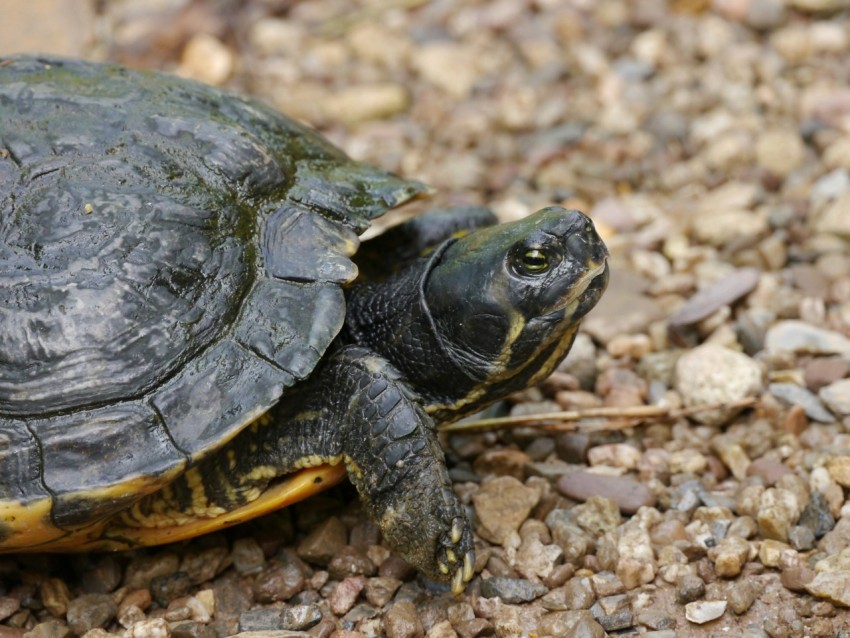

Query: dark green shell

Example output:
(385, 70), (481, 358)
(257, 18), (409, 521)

(0, 55), (427, 534)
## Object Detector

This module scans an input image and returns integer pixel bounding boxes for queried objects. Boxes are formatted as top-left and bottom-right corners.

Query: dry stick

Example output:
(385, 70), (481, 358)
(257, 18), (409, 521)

(438, 397), (759, 434)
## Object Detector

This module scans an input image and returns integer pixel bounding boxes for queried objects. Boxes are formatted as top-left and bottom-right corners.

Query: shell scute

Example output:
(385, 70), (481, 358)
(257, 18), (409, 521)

(234, 279), (344, 380)
(150, 339), (293, 461)
(30, 402), (186, 528)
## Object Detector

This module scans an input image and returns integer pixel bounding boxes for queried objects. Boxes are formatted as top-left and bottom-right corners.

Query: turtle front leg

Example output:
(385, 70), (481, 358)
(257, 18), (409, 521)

(267, 345), (475, 591)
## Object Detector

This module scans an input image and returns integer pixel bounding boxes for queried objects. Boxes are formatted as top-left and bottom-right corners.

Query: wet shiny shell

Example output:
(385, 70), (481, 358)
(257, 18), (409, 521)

(0, 55), (425, 545)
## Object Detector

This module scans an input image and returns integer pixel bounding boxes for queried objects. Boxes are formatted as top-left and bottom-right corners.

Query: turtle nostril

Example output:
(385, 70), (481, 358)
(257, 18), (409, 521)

(566, 232), (587, 257)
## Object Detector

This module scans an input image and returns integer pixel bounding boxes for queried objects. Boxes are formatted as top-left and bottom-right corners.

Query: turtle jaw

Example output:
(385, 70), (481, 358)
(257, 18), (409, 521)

(539, 258), (609, 323)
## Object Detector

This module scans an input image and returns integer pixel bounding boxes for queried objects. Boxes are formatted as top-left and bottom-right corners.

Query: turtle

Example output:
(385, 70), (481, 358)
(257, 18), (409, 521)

(0, 55), (608, 592)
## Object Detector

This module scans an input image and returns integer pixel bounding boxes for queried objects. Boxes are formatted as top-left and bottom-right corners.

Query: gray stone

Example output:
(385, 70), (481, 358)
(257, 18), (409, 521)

(727, 579), (760, 614)
(232, 538), (267, 576)
(798, 491), (836, 538)
(479, 577), (547, 603)
(765, 321), (850, 356)
(150, 571), (192, 607)
(590, 594), (633, 631)
(240, 610), (284, 632)
(557, 472), (655, 514)
(668, 268), (759, 331)
(125, 554), (181, 590)
(676, 574), (706, 604)
(280, 605), (322, 631)
(66, 594), (117, 636)
(769, 383), (835, 422)
(788, 525), (816, 551)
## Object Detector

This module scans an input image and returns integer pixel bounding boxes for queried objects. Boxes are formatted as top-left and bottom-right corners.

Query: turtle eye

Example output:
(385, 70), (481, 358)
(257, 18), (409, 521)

(514, 247), (550, 275)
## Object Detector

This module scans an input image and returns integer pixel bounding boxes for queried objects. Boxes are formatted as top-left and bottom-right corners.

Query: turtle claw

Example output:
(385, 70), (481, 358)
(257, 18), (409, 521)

(446, 548), (457, 564)
(451, 519), (463, 544)
(450, 550), (476, 595)
(463, 551), (474, 582)
(452, 566), (465, 595)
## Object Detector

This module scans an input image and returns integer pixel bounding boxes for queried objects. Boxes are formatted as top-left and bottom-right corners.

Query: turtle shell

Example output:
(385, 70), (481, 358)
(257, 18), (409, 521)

(0, 55), (427, 548)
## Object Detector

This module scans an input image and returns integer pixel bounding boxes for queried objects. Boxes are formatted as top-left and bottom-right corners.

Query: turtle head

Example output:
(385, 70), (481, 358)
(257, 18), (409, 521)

(422, 206), (608, 416)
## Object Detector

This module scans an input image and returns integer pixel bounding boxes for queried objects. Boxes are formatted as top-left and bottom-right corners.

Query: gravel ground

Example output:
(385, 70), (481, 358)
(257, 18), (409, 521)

(3, 0), (850, 636)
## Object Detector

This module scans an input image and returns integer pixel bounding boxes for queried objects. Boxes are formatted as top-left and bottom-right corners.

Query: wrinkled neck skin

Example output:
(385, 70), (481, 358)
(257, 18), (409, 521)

(341, 241), (580, 423)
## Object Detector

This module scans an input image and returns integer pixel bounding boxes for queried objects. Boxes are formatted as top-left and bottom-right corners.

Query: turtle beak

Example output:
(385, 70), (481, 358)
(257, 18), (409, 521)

(536, 208), (609, 317)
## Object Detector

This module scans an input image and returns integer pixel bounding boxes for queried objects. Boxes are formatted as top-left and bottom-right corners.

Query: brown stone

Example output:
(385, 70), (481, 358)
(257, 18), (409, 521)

(384, 600), (424, 638)
(297, 517), (348, 566)
(328, 577), (366, 616)
(747, 457), (792, 485)
(805, 357), (850, 392)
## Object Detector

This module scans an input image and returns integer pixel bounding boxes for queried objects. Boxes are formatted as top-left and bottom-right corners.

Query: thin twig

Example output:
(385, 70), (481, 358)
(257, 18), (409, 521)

(438, 397), (758, 434)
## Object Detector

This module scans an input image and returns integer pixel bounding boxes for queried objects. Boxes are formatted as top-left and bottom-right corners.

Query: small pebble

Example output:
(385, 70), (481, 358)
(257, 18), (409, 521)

(768, 383), (834, 422)
(565, 612), (607, 637)
(472, 476), (540, 545)
(39, 579), (71, 618)
(676, 574), (706, 604)
(328, 577), (367, 616)
(589, 594), (633, 632)
(328, 546), (376, 580)
(0, 597), (19, 623)
(150, 572), (192, 607)
(479, 577), (547, 604)
(560, 577), (596, 611)
(383, 600), (423, 638)
(667, 268), (759, 332)
(23, 620), (70, 638)
(363, 577), (402, 608)
(177, 33), (233, 85)
(804, 571), (850, 607)
(124, 554), (181, 591)
(746, 457), (792, 485)
(232, 538), (266, 576)
(757, 488), (803, 542)
(557, 472), (656, 514)
(66, 594), (117, 636)
(726, 579), (760, 614)
(708, 535), (751, 577)
(826, 456), (850, 487)
(684, 600), (727, 624)
(820, 380), (850, 416)
(765, 321), (850, 357)
(239, 609), (284, 632)
(126, 618), (171, 638)
(297, 517), (347, 566)
(674, 344), (763, 425)
(280, 604), (322, 631)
